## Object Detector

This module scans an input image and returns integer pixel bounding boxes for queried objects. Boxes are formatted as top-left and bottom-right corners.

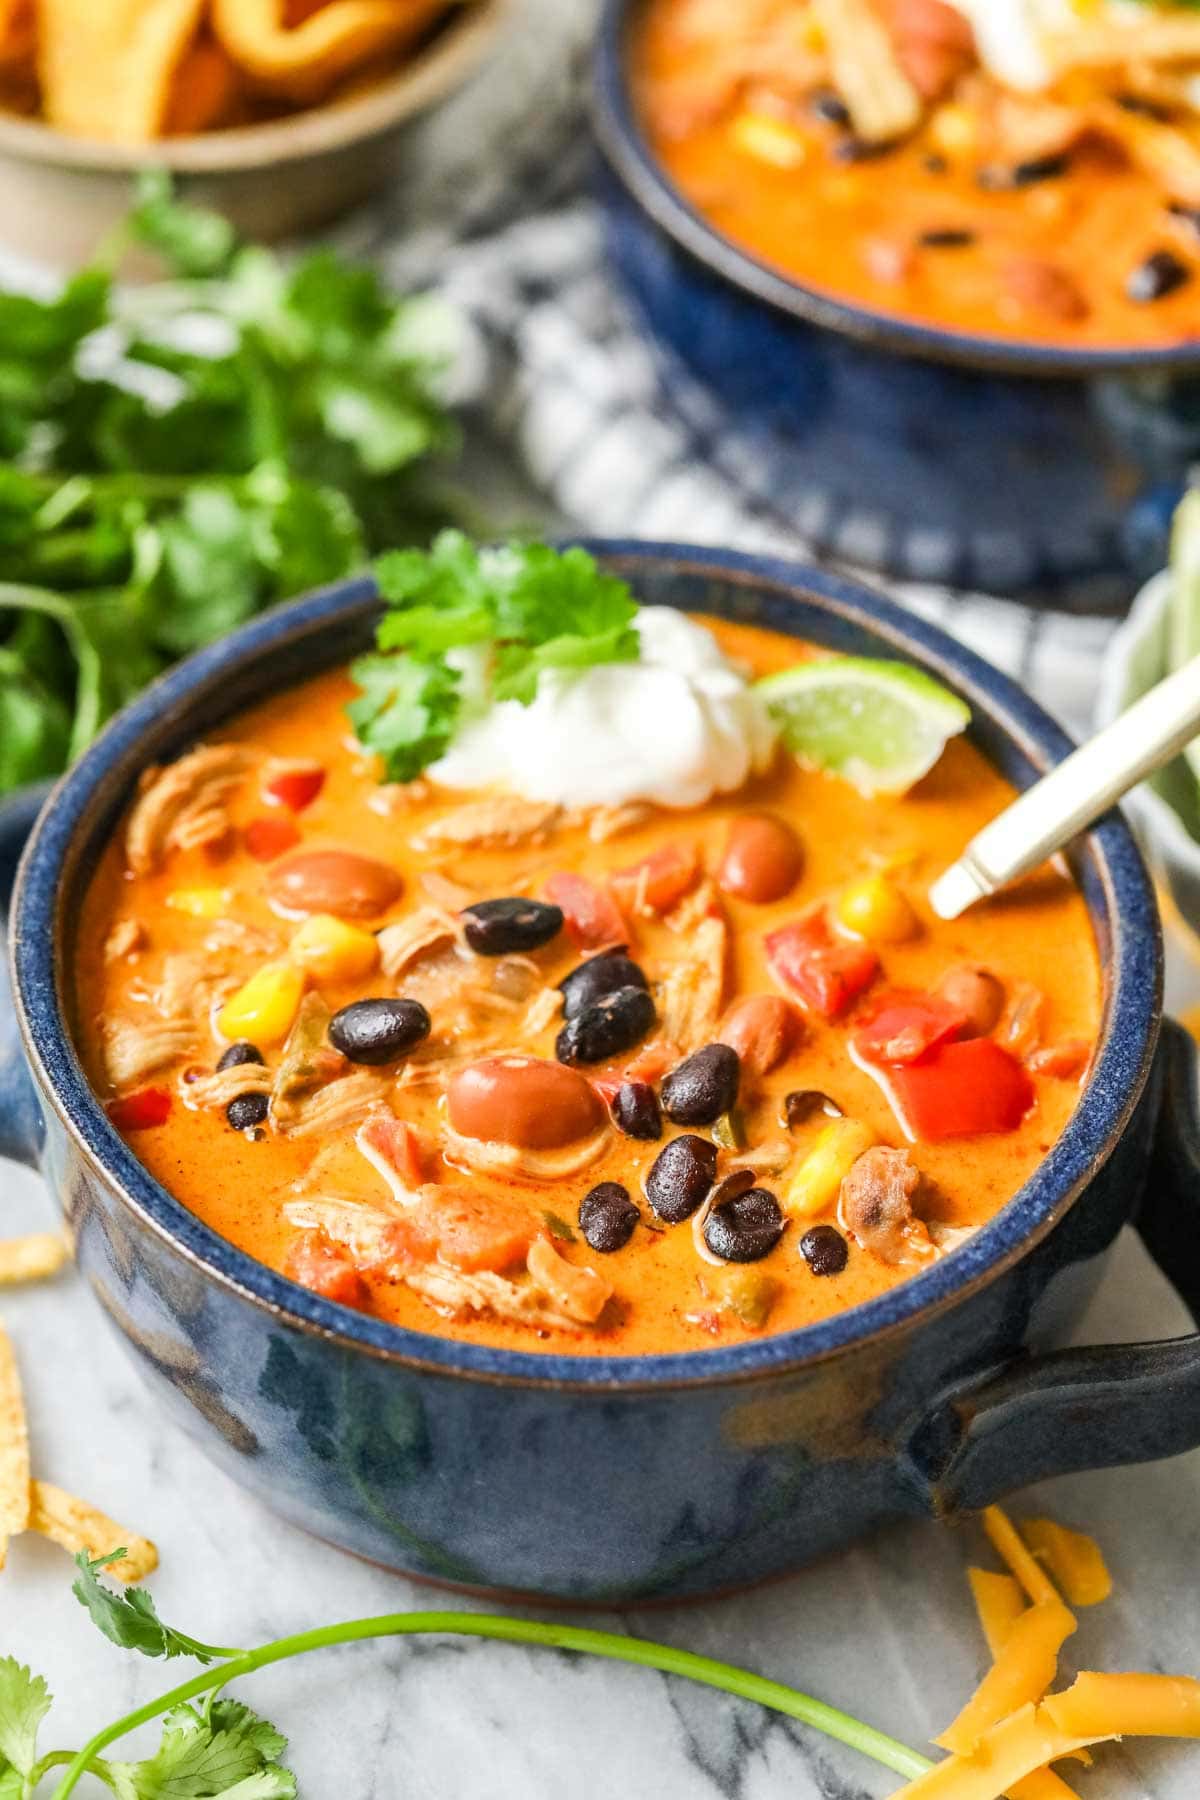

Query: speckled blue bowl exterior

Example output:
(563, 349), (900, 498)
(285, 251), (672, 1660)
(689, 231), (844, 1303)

(4, 544), (1200, 1604)
(591, 1), (1200, 609)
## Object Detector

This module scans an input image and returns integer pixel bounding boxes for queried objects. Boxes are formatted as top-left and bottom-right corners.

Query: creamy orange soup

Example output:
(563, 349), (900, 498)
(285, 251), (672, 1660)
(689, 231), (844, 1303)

(633, 0), (1200, 348)
(75, 618), (1101, 1357)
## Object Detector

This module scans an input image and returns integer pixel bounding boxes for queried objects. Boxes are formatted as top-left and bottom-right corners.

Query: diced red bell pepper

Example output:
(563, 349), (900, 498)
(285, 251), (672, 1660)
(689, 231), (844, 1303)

(244, 815), (301, 862)
(883, 1038), (1034, 1142)
(264, 766), (326, 813)
(610, 843), (699, 915)
(545, 872), (628, 949)
(284, 1235), (368, 1309)
(765, 912), (879, 1020)
(853, 990), (966, 1065)
(107, 1087), (171, 1131)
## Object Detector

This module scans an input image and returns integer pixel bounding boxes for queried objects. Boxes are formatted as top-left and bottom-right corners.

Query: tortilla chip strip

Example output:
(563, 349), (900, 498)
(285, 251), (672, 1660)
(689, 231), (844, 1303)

(0, 1324), (30, 1568)
(39, 0), (206, 144)
(211, 0), (453, 100)
(29, 1480), (157, 1583)
(1089, 99), (1200, 210)
(0, 1234), (69, 1286)
(1046, 19), (1200, 74)
(811, 0), (921, 144)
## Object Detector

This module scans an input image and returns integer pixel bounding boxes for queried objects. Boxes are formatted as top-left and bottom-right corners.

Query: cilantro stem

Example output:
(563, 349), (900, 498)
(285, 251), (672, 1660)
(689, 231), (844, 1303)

(48, 1611), (932, 1797)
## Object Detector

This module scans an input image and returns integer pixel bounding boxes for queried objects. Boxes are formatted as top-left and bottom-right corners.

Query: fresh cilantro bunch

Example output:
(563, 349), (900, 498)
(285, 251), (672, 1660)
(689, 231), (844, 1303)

(0, 174), (459, 797)
(0, 1550), (926, 1797)
(348, 532), (641, 781)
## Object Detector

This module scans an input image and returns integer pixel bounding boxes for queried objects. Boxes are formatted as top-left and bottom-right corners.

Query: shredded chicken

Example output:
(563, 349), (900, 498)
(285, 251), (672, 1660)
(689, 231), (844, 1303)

(519, 987), (561, 1041)
(104, 919), (146, 963)
(105, 1019), (194, 1087)
(419, 869), (477, 909)
(658, 913), (727, 1054)
(203, 918), (281, 959)
(274, 1071), (389, 1139)
(376, 906), (461, 980)
(283, 1197), (398, 1261)
(587, 802), (654, 844)
(413, 796), (561, 852)
(125, 745), (256, 874)
(368, 778), (433, 816)
(838, 1145), (934, 1266)
(355, 1109), (425, 1206)
(526, 1236), (613, 1325)
(180, 1062), (273, 1111)
(444, 1123), (610, 1183)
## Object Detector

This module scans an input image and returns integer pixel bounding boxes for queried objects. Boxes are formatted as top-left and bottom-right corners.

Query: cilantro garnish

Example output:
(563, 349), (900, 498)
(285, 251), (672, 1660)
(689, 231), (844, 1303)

(0, 174), (456, 798)
(0, 1550), (930, 1798)
(349, 533), (641, 780)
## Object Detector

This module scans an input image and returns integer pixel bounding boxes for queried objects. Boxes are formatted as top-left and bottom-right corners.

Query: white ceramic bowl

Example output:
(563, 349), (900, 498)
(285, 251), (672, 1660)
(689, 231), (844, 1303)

(1097, 570), (1200, 940)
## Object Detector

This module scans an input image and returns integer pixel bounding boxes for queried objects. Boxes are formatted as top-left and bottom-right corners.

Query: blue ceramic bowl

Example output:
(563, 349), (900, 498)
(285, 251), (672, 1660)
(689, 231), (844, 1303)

(3, 544), (1200, 1605)
(591, 1), (1200, 610)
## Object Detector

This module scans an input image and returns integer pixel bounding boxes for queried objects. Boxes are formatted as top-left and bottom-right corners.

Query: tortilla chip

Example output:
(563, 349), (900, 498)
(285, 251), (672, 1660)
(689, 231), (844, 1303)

(39, 0), (206, 143)
(212, 0), (453, 100)
(0, 1324), (31, 1570)
(0, 1234), (69, 1286)
(28, 1480), (158, 1582)
(164, 34), (241, 135)
(0, 0), (33, 67)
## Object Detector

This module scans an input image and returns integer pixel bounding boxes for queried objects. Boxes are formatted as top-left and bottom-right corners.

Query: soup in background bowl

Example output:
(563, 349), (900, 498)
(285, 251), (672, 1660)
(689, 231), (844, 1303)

(4, 543), (1199, 1603)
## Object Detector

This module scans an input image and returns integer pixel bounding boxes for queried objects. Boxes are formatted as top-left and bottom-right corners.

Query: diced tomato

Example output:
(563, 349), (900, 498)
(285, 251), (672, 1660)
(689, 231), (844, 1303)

(284, 1234), (368, 1309)
(609, 843), (699, 915)
(853, 990), (966, 1065)
(884, 1038), (1034, 1142)
(107, 1088), (171, 1131)
(244, 815), (301, 861)
(386, 1188), (537, 1275)
(357, 1112), (426, 1197)
(545, 872), (628, 949)
(765, 912), (879, 1020)
(264, 767), (326, 813)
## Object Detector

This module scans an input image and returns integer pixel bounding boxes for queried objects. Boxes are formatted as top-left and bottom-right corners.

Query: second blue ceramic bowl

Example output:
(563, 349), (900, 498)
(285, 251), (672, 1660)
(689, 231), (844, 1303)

(3, 544), (1200, 1603)
(591, 0), (1200, 610)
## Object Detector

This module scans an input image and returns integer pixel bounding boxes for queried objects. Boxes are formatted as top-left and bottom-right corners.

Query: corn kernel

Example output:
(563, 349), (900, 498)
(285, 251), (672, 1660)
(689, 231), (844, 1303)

(836, 873), (919, 944)
(929, 103), (977, 157)
(783, 1119), (875, 1220)
(165, 887), (230, 920)
(290, 913), (379, 982)
(800, 15), (825, 49)
(729, 112), (806, 169)
(217, 961), (305, 1046)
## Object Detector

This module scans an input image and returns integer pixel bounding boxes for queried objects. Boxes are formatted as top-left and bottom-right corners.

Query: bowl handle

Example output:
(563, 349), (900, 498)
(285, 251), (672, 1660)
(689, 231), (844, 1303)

(909, 1017), (1200, 1514)
(0, 785), (50, 1169)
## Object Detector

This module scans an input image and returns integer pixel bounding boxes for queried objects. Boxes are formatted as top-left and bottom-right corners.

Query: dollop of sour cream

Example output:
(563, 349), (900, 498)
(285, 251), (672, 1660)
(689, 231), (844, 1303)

(429, 608), (778, 810)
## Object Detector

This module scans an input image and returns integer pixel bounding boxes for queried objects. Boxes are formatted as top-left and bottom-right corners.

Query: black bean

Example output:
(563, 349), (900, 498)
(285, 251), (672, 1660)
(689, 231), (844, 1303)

(800, 1224), (849, 1277)
(704, 1187), (784, 1264)
(810, 88), (850, 127)
(1117, 92), (1173, 122)
(329, 997), (431, 1065)
(217, 1041), (264, 1071)
(833, 136), (895, 163)
(645, 1135), (718, 1224)
(661, 1043), (740, 1127)
(461, 897), (563, 955)
(1169, 203), (1200, 240)
(918, 228), (975, 248)
(555, 986), (656, 1066)
(1013, 153), (1071, 186)
(559, 950), (648, 1020)
(922, 153), (948, 175)
(783, 1089), (843, 1130)
(611, 1080), (662, 1141)
(226, 1092), (269, 1131)
(579, 1182), (640, 1253)
(1127, 249), (1191, 304)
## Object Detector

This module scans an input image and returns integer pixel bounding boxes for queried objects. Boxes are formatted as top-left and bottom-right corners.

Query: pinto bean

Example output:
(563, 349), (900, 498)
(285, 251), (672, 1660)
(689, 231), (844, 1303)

(838, 1145), (932, 1267)
(448, 1055), (605, 1151)
(1002, 257), (1089, 323)
(718, 994), (800, 1077)
(718, 814), (803, 904)
(935, 965), (1004, 1038)
(267, 848), (402, 920)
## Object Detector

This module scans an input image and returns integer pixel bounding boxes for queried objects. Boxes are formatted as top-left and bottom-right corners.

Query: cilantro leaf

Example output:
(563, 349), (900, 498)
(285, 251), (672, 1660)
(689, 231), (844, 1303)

(346, 651), (461, 783)
(129, 170), (238, 280)
(72, 1552), (225, 1663)
(0, 1658), (51, 1780)
(105, 1700), (295, 1800)
(349, 535), (641, 775)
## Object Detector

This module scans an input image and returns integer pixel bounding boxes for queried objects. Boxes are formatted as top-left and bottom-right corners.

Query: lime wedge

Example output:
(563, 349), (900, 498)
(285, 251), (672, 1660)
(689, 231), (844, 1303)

(755, 656), (970, 796)
(1167, 490), (1200, 786)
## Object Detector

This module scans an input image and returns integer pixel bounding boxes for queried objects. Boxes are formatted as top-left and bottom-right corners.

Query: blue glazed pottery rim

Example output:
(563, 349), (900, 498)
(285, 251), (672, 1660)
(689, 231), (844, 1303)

(11, 543), (1161, 1389)
(591, 0), (1200, 379)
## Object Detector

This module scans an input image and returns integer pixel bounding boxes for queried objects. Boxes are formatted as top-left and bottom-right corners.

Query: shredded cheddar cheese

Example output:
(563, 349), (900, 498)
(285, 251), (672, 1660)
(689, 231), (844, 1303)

(937, 1599), (1077, 1754)
(981, 1505), (1060, 1606)
(1020, 1518), (1112, 1607)
(967, 1568), (1025, 1658)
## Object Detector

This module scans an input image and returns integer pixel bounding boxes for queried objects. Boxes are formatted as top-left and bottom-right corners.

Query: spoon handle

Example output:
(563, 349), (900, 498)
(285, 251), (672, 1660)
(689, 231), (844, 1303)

(930, 654), (1200, 920)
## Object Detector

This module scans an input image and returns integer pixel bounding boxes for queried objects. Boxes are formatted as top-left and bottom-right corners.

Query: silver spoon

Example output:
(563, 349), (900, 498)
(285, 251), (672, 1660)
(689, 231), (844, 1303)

(929, 654), (1200, 920)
